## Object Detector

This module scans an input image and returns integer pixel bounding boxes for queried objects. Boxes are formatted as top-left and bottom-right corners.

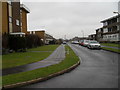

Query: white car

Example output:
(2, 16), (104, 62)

(87, 40), (101, 49)
(63, 41), (67, 44)
(71, 41), (79, 44)
(83, 40), (89, 47)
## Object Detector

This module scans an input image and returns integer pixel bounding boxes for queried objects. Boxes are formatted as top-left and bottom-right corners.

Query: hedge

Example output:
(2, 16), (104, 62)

(2, 34), (44, 54)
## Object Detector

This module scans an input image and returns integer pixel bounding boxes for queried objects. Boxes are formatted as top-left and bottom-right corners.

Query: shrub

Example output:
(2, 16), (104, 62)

(49, 39), (57, 45)
(2, 33), (9, 49)
(2, 33), (9, 54)
(55, 39), (63, 44)
(2, 34), (44, 53)
(25, 34), (44, 48)
(8, 35), (26, 52)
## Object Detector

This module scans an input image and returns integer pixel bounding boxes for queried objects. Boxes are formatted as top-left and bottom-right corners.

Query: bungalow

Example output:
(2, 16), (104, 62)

(45, 33), (55, 45)
(88, 34), (96, 40)
(29, 30), (55, 45)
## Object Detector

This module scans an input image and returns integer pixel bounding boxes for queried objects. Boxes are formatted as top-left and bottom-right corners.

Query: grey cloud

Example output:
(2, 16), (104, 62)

(24, 2), (118, 39)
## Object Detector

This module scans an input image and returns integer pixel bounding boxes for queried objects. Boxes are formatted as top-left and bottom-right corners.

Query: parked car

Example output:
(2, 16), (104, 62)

(63, 41), (67, 44)
(79, 40), (84, 46)
(79, 40), (89, 46)
(83, 40), (89, 47)
(71, 41), (79, 44)
(87, 40), (101, 49)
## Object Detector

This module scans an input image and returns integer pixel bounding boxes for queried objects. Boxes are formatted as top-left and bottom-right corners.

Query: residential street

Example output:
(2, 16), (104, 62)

(22, 44), (119, 88)
(1, 1), (120, 89)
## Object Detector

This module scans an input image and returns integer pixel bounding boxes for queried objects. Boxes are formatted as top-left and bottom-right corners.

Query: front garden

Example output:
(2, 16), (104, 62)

(2, 45), (80, 86)
(101, 43), (120, 53)
(2, 45), (59, 69)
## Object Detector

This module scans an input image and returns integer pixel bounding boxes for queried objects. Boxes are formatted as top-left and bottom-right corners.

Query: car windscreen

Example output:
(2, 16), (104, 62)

(84, 40), (89, 43)
(89, 41), (99, 43)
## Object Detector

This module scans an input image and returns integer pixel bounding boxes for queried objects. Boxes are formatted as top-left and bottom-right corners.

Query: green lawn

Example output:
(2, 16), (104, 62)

(101, 43), (120, 48)
(2, 45), (80, 86)
(28, 45), (59, 51)
(2, 45), (59, 69)
(102, 47), (120, 53)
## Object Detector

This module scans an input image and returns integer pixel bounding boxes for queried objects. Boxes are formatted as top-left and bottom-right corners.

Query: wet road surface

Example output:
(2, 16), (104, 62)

(22, 44), (118, 88)
(2, 45), (65, 76)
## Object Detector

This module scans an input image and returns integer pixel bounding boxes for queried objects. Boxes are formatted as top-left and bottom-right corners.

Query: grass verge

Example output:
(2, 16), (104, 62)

(2, 45), (79, 86)
(102, 47), (120, 53)
(28, 45), (59, 51)
(101, 43), (120, 48)
(2, 45), (59, 69)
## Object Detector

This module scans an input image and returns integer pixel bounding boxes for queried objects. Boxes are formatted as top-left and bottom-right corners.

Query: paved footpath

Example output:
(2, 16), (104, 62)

(101, 45), (120, 49)
(2, 45), (65, 76)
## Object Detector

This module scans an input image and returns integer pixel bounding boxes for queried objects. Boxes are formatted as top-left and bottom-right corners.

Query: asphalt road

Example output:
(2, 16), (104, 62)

(22, 44), (119, 88)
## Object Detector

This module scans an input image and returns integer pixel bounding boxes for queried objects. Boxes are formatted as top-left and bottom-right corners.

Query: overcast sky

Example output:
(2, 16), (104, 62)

(21, 0), (119, 39)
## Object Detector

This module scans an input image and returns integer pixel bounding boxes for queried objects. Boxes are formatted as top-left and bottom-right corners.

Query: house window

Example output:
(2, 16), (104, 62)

(16, 19), (19, 26)
(103, 28), (108, 33)
(108, 28), (112, 32)
(9, 17), (12, 23)
(103, 22), (107, 26)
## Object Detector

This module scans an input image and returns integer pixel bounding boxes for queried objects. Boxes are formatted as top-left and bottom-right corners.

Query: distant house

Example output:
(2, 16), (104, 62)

(45, 33), (55, 45)
(72, 37), (80, 41)
(96, 28), (103, 42)
(88, 34), (96, 40)
(28, 30), (46, 43)
(1, 0), (30, 36)
(72, 36), (88, 42)
(28, 30), (55, 45)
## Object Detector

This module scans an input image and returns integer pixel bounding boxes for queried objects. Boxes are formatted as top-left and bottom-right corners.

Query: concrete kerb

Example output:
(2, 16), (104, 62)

(2, 61), (80, 89)
(102, 48), (120, 54)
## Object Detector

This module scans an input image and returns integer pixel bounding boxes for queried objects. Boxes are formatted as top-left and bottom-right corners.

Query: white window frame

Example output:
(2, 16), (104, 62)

(9, 16), (12, 23)
(16, 19), (20, 26)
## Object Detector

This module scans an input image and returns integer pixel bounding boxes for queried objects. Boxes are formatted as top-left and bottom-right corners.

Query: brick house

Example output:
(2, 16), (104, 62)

(1, 0), (30, 36)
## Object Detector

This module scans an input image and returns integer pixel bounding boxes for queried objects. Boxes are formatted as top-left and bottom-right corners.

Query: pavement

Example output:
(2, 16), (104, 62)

(22, 44), (119, 88)
(101, 45), (120, 49)
(2, 44), (65, 76)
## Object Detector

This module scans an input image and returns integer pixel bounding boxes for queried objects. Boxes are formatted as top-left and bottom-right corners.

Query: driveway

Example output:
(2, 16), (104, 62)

(22, 44), (118, 88)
